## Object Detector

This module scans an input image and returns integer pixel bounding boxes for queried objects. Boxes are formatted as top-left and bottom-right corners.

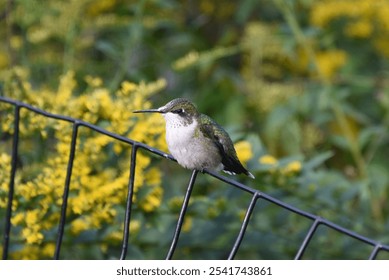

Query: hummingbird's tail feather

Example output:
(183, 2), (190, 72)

(246, 171), (255, 179)
(222, 170), (236, 176)
(222, 161), (255, 179)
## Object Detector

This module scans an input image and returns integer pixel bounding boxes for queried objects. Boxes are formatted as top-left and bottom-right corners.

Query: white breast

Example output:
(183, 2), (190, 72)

(164, 113), (197, 153)
(163, 112), (222, 171)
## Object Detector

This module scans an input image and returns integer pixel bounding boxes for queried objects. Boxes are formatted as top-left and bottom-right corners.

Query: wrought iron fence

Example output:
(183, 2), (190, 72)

(1, 96), (389, 260)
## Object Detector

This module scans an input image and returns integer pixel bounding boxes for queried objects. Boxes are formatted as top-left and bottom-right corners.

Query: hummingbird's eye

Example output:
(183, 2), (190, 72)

(172, 109), (184, 115)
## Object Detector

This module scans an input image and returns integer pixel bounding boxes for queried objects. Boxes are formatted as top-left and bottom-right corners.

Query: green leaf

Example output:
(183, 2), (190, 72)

(304, 151), (334, 171)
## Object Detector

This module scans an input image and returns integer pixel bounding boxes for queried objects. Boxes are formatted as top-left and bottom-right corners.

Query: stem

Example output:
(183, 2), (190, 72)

(109, 0), (146, 91)
(63, 18), (78, 73)
(5, 0), (15, 67)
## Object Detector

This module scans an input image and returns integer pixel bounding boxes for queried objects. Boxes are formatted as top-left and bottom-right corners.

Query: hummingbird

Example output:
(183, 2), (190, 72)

(133, 98), (255, 179)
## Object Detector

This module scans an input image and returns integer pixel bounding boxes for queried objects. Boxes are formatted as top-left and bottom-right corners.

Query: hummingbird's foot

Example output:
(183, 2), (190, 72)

(198, 168), (206, 174)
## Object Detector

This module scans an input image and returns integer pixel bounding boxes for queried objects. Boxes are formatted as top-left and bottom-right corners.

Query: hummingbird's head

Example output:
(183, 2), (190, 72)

(133, 98), (199, 127)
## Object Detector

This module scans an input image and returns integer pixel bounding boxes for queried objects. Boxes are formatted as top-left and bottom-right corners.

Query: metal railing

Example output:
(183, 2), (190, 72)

(1, 96), (389, 260)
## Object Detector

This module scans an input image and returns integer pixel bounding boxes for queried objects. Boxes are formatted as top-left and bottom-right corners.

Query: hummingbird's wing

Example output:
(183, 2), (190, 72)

(199, 114), (254, 178)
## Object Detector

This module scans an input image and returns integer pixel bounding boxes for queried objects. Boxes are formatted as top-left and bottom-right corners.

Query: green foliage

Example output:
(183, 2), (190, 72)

(1, 0), (389, 259)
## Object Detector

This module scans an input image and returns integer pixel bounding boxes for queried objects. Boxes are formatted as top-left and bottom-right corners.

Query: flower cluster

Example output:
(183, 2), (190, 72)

(311, 0), (389, 57)
(259, 155), (302, 176)
(0, 68), (167, 259)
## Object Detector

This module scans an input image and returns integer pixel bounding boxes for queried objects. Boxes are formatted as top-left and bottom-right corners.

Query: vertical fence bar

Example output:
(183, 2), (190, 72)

(120, 144), (138, 260)
(53, 122), (80, 260)
(369, 244), (382, 260)
(166, 170), (198, 260)
(228, 193), (259, 260)
(294, 218), (322, 260)
(1, 106), (20, 260)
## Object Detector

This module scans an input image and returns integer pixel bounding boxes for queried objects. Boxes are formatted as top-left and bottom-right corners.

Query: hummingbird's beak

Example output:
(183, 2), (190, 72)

(133, 109), (161, 114)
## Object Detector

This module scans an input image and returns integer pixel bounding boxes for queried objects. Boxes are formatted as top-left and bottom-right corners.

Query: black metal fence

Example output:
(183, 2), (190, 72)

(1, 96), (389, 260)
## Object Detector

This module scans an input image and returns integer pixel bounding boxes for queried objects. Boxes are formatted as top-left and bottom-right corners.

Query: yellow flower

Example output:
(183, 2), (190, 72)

(130, 220), (141, 234)
(259, 155), (278, 165)
(172, 50), (200, 70)
(25, 210), (40, 227)
(311, 0), (370, 27)
(119, 81), (137, 96)
(27, 27), (50, 44)
(315, 50), (347, 81)
(172, 47), (238, 71)
(374, 38), (389, 58)
(136, 78), (167, 98)
(345, 20), (373, 38)
(106, 230), (123, 242)
(71, 218), (90, 235)
(57, 71), (76, 104)
(71, 196), (90, 215)
(139, 186), (163, 212)
(11, 246), (40, 260)
(145, 167), (162, 187)
(0, 153), (11, 173)
(235, 140), (253, 164)
(168, 196), (185, 211)
(0, 51), (9, 69)
(182, 217), (193, 233)
(238, 210), (246, 222)
(42, 243), (55, 257)
(10, 35), (23, 50)
(22, 228), (44, 245)
(85, 75), (103, 87)
(283, 161), (302, 175)
(11, 213), (24, 225)
(86, 0), (117, 16)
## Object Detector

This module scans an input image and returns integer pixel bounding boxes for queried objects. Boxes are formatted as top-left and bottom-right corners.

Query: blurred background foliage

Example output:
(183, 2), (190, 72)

(1, 0), (389, 259)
